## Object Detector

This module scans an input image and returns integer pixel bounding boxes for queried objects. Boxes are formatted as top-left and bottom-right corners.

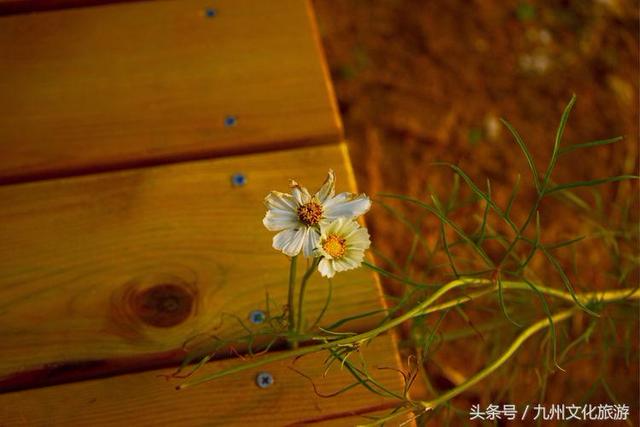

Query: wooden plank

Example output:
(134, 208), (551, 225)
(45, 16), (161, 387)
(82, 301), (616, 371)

(0, 0), (342, 183)
(0, 0), (144, 15)
(0, 334), (405, 426)
(0, 143), (385, 390)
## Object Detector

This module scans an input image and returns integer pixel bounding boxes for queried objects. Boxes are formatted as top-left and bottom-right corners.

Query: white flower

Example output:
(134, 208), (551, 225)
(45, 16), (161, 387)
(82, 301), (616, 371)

(263, 170), (371, 257)
(315, 218), (371, 278)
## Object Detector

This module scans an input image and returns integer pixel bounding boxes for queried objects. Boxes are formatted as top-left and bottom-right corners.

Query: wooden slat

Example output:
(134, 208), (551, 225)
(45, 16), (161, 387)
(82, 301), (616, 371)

(0, 0), (342, 183)
(0, 334), (405, 426)
(0, 0), (144, 15)
(0, 143), (385, 390)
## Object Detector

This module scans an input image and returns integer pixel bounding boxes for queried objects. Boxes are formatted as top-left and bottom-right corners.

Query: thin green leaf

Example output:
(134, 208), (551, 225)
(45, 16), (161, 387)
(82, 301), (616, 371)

(544, 175), (639, 195)
(475, 179), (491, 245)
(542, 94), (576, 190)
(323, 308), (388, 331)
(520, 276), (561, 370)
(363, 260), (435, 288)
(379, 193), (495, 267)
(430, 192), (446, 213)
(404, 234), (420, 275)
(434, 194), (495, 268)
(539, 246), (599, 316)
(440, 222), (459, 277)
(370, 247), (402, 272)
(376, 199), (431, 255)
(376, 287), (423, 326)
(421, 309), (449, 357)
(544, 235), (585, 250)
(518, 211), (541, 272)
(559, 136), (623, 155)
(318, 327), (358, 336)
(329, 348), (403, 399)
(439, 319), (511, 342)
(501, 118), (540, 192)
(497, 275), (522, 327)
(505, 173), (521, 219)
(554, 185), (591, 211)
(447, 173), (461, 212)
(558, 320), (596, 364)
(432, 163), (518, 233)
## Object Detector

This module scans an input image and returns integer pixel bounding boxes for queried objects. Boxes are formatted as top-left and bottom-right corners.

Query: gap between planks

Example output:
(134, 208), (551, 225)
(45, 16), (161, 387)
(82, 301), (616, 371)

(0, 333), (409, 426)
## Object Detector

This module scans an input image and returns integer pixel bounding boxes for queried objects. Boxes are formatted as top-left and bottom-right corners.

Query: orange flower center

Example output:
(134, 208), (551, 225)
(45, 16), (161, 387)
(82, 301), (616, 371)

(322, 234), (346, 259)
(297, 201), (323, 226)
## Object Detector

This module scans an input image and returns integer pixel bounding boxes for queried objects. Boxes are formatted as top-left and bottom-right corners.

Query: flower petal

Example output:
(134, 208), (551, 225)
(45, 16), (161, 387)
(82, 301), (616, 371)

(302, 227), (320, 258)
(263, 209), (299, 231)
(314, 169), (335, 203)
(273, 228), (306, 256)
(321, 216), (346, 236)
(318, 258), (336, 278)
(289, 180), (311, 205)
(334, 258), (357, 272)
(344, 249), (365, 264)
(345, 227), (371, 250)
(264, 191), (297, 212)
(324, 193), (371, 220)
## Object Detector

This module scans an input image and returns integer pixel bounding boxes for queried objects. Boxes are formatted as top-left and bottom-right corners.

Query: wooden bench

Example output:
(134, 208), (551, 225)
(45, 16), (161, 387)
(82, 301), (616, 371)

(0, 1), (405, 425)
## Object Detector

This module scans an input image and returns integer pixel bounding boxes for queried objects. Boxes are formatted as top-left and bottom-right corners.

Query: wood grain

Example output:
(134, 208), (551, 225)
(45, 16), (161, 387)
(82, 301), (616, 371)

(0, 144), (385, 389)
(0, 0), (342, 183)
(0, 334), (406, 426)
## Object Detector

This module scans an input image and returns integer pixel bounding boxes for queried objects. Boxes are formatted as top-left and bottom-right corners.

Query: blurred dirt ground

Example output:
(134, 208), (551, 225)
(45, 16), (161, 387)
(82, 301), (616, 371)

(313, 0), (639, 425)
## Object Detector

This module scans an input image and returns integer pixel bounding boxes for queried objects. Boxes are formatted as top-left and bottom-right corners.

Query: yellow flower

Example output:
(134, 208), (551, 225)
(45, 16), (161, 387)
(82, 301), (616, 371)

(315, 218), (371, 278)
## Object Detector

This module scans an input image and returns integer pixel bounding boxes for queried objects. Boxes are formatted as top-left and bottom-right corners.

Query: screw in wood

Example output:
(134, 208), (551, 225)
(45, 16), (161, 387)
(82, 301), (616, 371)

(204, 8), (217, 18)
(231, 172), (246, 187)
(224, 115), (237, 127)
(249, 309), (266, 324)
(255, 372), (274, 389)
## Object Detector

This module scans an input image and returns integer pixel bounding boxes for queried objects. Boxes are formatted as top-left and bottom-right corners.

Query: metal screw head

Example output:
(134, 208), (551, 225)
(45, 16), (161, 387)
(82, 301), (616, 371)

(224, 115), (237, 127)
(231, 172), (246, 187)
(255, 372), (274, 388)
(204, 8), (217, 17)
(249, 309), (266, 324)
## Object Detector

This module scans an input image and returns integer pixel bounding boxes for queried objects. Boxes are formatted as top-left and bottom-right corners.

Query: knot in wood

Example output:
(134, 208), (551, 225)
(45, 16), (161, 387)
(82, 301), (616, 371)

(132, 283), (193, 328)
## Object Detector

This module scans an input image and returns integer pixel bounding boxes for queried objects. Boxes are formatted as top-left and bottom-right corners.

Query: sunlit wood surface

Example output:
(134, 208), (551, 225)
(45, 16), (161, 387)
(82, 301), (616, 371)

(0, 0), (405, 424)
(0, 334), (405, 426)
(0, 0), (341, 183)
(0, 144), (387, 386)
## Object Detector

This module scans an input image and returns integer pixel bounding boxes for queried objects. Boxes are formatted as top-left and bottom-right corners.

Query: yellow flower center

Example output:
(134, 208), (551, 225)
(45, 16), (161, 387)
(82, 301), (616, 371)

(297, 201), (323, 226)
(322, 234), (346, 259)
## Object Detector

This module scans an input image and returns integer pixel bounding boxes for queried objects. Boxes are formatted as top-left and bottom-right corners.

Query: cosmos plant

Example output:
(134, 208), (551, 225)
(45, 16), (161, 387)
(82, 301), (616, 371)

(177, 96), (638, 426)
(262, 170), (372, 346)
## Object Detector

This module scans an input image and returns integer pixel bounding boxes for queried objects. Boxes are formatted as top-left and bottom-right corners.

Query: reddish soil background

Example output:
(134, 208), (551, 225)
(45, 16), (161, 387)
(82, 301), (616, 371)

(313, 1), (639, 425)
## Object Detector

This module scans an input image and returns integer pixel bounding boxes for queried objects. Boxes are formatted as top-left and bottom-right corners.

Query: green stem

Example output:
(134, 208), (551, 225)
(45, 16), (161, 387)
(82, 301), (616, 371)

(296, 258), (320, 338)
(179, 279), (470, 389)
(178, 280), (639, 389)
(422, 280), (639, 315)
(287, 255), (298, 348)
